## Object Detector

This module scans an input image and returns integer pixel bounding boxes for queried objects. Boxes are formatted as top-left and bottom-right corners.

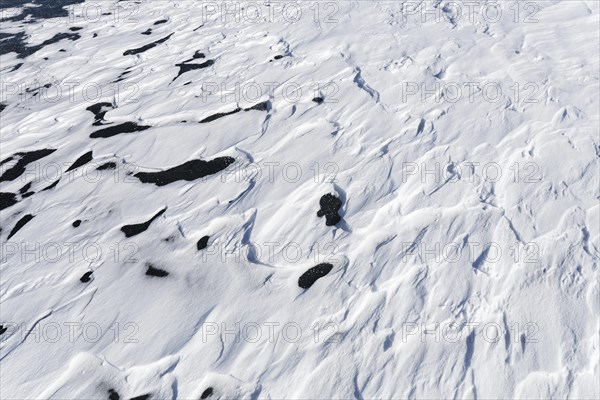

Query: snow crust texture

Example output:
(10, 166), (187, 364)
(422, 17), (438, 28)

(1, 1), (599, 399)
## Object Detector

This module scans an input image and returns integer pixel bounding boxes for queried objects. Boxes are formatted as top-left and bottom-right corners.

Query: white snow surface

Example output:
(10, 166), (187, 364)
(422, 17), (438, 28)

(1, 0), (599, 399)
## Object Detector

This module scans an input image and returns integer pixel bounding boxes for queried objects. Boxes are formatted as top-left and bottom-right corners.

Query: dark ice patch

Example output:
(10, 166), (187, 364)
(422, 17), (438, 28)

(73, 220), (82, 227)
(121, 208), (166, 237)
(0, 193), (18, 211)
(141, 29), (152, 35)
(134, 157), (235, 186)
(298, 263), (333, 289)
(108, 389), (120, 400)
(90, 122), (151, 138)
(80, 271), (93, 282)
(0, 325), (7, 335)
(197, 235), (210, 250)
(317, 194), (342, 226)
(146, 264), (169, 277)
(0, 148), (56, 182)
(123, 33), (173, 56)
(66, 151), (93, 171)
(7, 214), (34, 240)
(312, 97), (324, 104)
(0, 103), (6, 112)
(154, 19), (167, 25)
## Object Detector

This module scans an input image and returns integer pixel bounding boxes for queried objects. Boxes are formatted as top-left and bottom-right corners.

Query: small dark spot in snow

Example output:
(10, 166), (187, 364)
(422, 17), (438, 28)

(0, 325), (7, 335)
(72, 220), (82, 228)
(108, 389), (120, 400)
(312, 97), (324, 104)
(273, 55), (283, 60)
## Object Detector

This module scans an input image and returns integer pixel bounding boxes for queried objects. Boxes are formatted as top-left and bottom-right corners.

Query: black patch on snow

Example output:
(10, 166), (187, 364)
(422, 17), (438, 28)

(108, 389), (120, 400)
(0, 193), (18, 210)
(72, 220), (82, 227)
(0, 325), (7, 335)
(121, 208), (166, 237)
(317, 194), (342, 226)
(273, 55), (284, 60)
(129, 395), (151, 400)
(154, 19), (167, 25)
(0, 148), (57, 182)
(200, 387), (214, 399)
(90, 122), (151, 138)
(97, 162), (117, 170)
(0, 103), (6, 112)
(312, 97), (324, 104)
(172, 59), (214, 81)
(80, 271), (93, 282)
(114, 70), (132, 83)
(197, 236), (210, 250)
(86, 102), (113, 125)
(0, 31), (80, 58)
(42, 179), (60, 191)
(66, 151), (93, 171)
(141, 29), (152, 35)
(198, 101), (269, 123)
(134, 157), (235, 186)
(7, 214), (34, 240)
(146, 264), (169, 277)
(298, 263), (334, 289)
(199, 108), (241, 123)
(123, 33), (173, 56)
(19, 182), (32, 194)
(244, 101), (270, 112)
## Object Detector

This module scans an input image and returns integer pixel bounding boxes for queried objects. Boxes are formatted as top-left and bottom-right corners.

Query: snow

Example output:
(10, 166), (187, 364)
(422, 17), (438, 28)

(1, 0), (599, 399)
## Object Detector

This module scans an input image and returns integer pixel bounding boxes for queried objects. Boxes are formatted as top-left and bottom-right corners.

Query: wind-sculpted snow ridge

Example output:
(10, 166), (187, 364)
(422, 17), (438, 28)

(1, 1), (599, 399)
